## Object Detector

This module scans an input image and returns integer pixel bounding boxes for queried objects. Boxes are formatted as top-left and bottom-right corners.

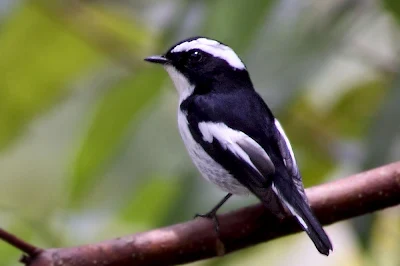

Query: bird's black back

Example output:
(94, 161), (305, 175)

(150, 35), (332, 255)
(182, 87), (333, 255)
(181, 88), (284, 187)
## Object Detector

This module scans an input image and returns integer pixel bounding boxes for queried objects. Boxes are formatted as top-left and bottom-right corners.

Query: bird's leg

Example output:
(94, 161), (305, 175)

(194, 193), (232, 234)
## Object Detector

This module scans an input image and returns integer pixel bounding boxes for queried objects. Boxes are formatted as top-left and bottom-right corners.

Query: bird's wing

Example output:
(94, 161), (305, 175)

(272, 118), (306, 197)
(184, 116), (274, 191)
(273, 119), (298, 177)
(182, 91), (280, 190)
(183, 92), (332, 254)
(271, 118), (332, 254)
(198, 121), (275, 179)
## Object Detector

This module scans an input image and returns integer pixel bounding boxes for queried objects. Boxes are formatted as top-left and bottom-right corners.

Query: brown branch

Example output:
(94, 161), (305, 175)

(1, 162), (400, 266)
(0, 228), (42, 258)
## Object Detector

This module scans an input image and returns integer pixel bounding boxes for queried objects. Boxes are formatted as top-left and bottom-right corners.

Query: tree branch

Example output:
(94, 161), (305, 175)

(1, 162), (400, 266)
(0, 228), (42, 257)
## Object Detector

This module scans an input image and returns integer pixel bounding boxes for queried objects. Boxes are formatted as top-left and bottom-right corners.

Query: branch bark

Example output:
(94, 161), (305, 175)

(1, 162), (400, 266)
(0, 228), (42, 258)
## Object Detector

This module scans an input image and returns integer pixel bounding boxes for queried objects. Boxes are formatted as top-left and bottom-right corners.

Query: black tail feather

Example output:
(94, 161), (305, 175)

(272, 178), (333, 255)
(295, 200), (333, 255)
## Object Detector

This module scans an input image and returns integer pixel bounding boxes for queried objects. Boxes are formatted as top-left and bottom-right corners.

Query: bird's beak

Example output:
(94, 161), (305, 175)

(144, 55), (169, 65)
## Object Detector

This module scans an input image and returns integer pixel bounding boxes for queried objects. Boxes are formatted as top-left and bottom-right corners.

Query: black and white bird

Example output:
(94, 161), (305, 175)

(145, 36), (332, 255)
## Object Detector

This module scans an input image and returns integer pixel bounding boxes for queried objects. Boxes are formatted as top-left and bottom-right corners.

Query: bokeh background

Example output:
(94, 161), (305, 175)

(0, 0), (399, 265)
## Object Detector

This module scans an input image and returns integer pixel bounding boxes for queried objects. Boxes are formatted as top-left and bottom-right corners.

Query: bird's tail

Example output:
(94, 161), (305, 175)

(272, 177), (333, 256)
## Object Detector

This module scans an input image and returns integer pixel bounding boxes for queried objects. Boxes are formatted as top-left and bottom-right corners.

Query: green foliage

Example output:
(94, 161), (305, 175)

(118, 175), (180, 227)
(0, 1), (399, 266)
(363, 75), (400, 169)
(284, 97), (336, 186)
(0, 238), (20, 266)
(284, 79), (388, 186)
(0, 2), (99, 150)
(369, 211), (400, 266)
(69, 69), (166, 206)
(327, 80), (388, 138)
(203, 0), (275, 52)
(383, 0), (400, 24)
(78, 4), (154, 53)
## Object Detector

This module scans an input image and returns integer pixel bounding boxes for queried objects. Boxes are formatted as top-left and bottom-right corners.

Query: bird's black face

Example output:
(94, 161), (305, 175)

(145, 37), (252, 98)
(164, 48), (239, 86)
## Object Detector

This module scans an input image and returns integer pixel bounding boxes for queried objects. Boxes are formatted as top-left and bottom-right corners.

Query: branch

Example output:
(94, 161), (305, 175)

(0, 228), (42, 257)
(1, 162), (400, 266)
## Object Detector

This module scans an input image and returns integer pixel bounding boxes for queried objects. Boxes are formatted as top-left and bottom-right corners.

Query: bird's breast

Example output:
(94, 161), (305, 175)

(177, 110), (249, 195)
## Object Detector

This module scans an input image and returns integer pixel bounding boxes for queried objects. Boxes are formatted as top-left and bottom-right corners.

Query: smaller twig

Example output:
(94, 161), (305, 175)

(0, 227), (43, 256)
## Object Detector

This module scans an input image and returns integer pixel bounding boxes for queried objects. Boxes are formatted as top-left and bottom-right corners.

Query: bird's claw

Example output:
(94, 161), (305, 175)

(194, 211), (220, 234)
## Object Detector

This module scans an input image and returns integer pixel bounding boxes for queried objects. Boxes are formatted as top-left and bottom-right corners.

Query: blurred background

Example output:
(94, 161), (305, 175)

(0, 0), (399, 265)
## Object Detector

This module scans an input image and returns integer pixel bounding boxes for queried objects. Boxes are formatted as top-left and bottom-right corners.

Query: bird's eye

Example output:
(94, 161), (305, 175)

(189, 50), (203, 62)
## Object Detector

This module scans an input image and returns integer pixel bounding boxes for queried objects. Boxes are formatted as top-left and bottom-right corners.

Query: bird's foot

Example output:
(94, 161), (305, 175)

(194, 211), (220, 235)
(193, 193), (232, 235)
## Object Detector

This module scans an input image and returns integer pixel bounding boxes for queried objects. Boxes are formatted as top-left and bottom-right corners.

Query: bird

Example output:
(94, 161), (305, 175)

(144, 36), (333, 255)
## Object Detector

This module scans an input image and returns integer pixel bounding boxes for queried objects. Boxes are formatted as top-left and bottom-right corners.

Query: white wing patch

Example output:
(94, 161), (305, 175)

(274, 119), (298, 176)
(178, 112), (249, 195)
(171, 38), (246, 70)
(198, 122), (273, 176)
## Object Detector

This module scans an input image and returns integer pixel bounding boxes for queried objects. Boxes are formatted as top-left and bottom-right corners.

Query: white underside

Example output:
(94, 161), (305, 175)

(166, 64), (247, 194)
(165, 60), (307, 229)
(177, 111), (249, 195)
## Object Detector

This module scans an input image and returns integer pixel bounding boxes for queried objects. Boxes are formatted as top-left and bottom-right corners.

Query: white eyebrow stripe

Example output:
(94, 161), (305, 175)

(171, 38), (246, 70)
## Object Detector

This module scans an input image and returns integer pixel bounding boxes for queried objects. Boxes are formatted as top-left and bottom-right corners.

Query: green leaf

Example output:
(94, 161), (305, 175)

(68, 68), (165, 206)
(283, 99), (335, 187)
(327, 79), (388, 138)
(203, 0), (275, 53)
(382, 0), (400, 24)
(0, 1), (155, 152)
(118, 175), (180, 228)
(282, 79), (387, 186)
(63, 2), (155, 57)
(0, 236), (20, 266)
(0, 2), (100, 150)
(363, 75), (400, 169)
(369, 211), (400, 266)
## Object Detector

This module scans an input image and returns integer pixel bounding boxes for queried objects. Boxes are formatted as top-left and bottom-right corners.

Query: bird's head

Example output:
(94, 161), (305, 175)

(145, 37), (252, 101)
